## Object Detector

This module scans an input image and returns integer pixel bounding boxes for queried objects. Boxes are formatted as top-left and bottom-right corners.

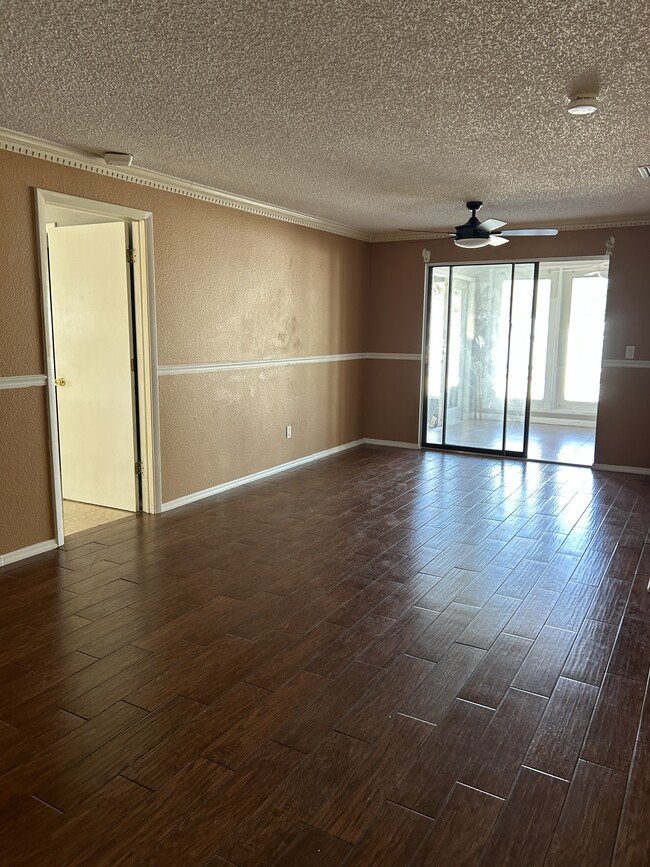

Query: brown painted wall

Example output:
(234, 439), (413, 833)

(0, 388), (54, 552)
(0, 150), (367, 552)
(366, 227), (650, 467)
(597, 368), (650, 468)
(363, 360), (421, 444)
(367, 242), (425, 353)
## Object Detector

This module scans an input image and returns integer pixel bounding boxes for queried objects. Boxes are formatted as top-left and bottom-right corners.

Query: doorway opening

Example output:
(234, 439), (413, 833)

(421, 257), (608, 466)
(36, 190), (161, 544)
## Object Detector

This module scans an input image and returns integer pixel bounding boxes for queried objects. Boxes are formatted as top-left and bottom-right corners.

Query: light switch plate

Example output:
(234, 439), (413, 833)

(625, 346), (635, 359)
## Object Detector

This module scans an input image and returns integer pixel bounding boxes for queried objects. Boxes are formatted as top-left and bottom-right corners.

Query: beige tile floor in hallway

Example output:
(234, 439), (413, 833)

(63, 500), (132, 536)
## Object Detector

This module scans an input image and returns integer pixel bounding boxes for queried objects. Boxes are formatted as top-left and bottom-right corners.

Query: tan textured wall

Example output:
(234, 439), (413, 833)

(160, 361), (364, 502)
(0, 149), (367, 553)
(366, 227), (650, 465)
(2, 142), (648, 556)
(0, 388), (54, 552)
(154, 198), (366, 364)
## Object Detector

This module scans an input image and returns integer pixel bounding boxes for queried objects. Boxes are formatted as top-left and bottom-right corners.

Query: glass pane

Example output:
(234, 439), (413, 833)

(564, 276), (608, 403)
(504, 264), (535, 451)
(444, 263), (513, 451)
(530, 278), (551, 401)
(424, 267), (449, 445)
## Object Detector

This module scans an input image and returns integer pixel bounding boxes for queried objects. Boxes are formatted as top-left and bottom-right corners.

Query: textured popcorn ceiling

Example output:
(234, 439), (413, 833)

(1, 0), (649, 232)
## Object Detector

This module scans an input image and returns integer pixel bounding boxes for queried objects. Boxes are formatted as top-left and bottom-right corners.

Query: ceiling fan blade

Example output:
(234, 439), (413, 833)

(488, 235), (509, 246)
(476, 218), (507, 232)
(500, 228), (559, 236)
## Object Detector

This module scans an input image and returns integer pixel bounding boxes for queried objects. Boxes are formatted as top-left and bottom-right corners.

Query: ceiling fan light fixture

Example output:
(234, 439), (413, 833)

(567, 94), (599, 116)
(454, 237), (491, 249)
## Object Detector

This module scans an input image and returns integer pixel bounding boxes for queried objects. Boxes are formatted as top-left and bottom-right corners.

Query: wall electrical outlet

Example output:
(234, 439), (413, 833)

(625, 345), (635, 359)
(286, 425), (292, 439)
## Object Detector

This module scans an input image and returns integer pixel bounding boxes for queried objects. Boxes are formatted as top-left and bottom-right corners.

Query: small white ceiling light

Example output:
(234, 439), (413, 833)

(103, 151), (134, 167)
(567, 94), (599, 116)
(454, 237), (491, 249)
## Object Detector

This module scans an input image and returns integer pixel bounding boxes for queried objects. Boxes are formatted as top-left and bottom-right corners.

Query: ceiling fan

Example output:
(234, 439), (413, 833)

(401, 201), (559, 248)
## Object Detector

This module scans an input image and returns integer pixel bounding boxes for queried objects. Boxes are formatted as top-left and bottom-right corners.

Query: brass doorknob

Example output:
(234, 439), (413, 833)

(54, 377), (66, 387)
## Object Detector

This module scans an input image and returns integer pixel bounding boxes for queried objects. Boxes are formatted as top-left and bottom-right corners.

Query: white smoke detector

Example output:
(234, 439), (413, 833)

(567, 94), (599, 116)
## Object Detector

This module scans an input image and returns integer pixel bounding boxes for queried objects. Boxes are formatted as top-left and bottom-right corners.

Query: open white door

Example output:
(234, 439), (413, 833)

(48, 222), (138, 512)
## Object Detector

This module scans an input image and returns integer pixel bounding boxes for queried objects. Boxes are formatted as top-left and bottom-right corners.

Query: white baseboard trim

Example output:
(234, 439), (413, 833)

(364, 439), (421, 449)
(0, 539), (58, 567)
(162, 439), (366, 511)
(530, 417), (595, 428)
(592, 463), (650, 476)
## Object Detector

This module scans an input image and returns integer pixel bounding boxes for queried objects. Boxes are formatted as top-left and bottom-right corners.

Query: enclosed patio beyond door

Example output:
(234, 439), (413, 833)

(423, 262), (538, 456)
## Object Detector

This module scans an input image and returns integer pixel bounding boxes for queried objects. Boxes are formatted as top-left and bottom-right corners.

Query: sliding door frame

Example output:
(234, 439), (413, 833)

(420, 259), (539, 458)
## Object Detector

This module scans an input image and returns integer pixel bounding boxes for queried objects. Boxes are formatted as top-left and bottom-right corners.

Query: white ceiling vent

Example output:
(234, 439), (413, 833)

(637, 165), (650, 180)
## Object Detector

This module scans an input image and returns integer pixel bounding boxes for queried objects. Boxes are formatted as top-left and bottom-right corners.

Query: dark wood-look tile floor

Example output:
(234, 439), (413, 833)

(1, 446), (649, 866)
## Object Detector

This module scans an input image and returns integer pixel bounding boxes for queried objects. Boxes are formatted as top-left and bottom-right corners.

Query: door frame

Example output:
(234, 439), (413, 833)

(35, 189), (162, 545)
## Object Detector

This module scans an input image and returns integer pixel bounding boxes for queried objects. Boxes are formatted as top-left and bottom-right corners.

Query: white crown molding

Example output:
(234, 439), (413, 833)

(369, 220), (650, 243)
(5, 128), (648, 245)
(158, 352), (420, 375)
(0, 374), (47, 390)
(0, 127), (372, 243)
(602, 359), (650, 369)
(369, 232), (450, 242)
(0, 539), (58, 567)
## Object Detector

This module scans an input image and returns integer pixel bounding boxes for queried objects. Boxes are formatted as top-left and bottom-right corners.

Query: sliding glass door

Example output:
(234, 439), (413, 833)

(423, 262), (538, 456)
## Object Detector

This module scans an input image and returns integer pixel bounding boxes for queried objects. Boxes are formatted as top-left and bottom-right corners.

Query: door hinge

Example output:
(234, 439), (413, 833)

(126, 247), (136, 264)
(135, 461), (144, 475)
